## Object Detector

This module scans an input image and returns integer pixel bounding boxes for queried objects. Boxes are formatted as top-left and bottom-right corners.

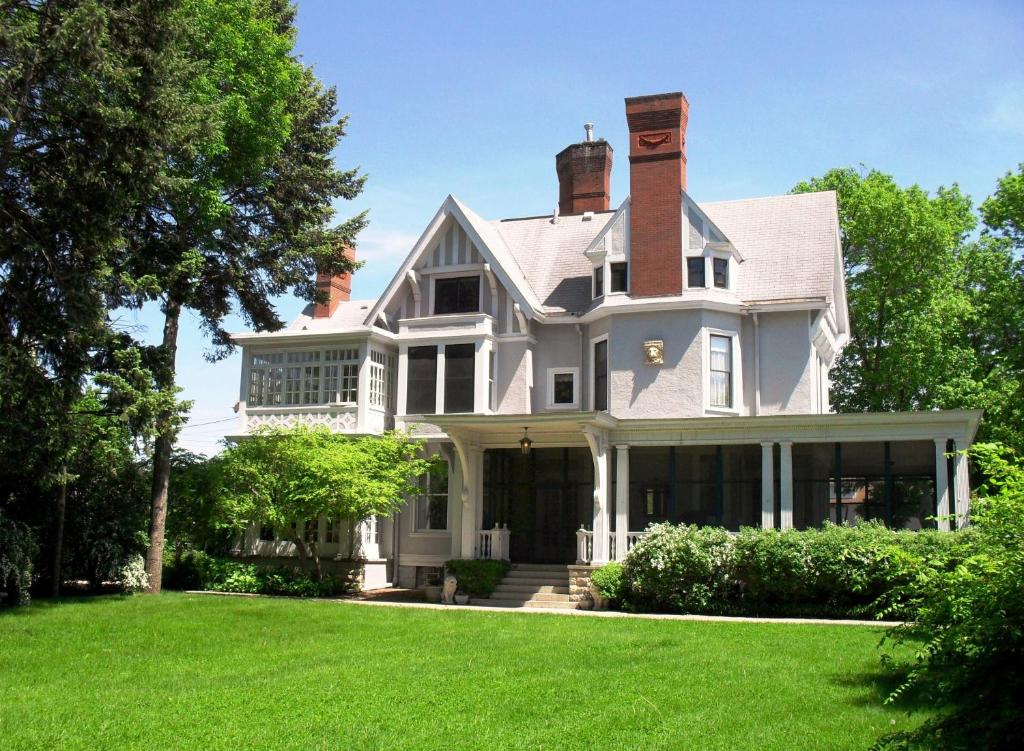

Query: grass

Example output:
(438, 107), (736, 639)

(0, 593), (924, 750)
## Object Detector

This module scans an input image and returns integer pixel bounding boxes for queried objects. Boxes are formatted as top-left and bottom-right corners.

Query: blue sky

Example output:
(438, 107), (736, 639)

(141, 0), (1024, 454)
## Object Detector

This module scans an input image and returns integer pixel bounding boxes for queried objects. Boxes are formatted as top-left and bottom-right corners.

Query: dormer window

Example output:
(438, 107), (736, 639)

(593, 266), (604, 299)
(713, 258), (729, 289)
(433, 276), (480, 314)
(687, 257), (706, 288)
(610, 262), (628, 293)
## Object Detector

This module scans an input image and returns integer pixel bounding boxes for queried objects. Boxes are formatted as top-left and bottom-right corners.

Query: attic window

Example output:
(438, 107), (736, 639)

(434, 276), (480, 315)
(610, 262), (628, 293)
(713, 258), (729, 289)
(593, 266), (604, 299)
(687, 257), (706, 288)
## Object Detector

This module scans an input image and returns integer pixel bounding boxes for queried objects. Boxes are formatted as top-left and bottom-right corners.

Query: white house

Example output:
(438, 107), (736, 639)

(228, 91), (981, 600)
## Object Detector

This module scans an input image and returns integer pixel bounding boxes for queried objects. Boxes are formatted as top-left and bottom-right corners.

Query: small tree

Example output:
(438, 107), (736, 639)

(214, 427), (429, 580)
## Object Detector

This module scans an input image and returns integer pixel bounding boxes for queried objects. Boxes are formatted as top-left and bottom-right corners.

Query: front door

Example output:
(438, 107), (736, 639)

(483, 447), (593, 564)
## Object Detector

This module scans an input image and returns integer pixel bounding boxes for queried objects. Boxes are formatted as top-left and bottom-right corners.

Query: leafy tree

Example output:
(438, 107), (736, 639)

(113, 0), (366, 592)
(981, 163), (1024, 248)
(877, 443), (1024, 749)
(792, 168), (976, 413)
(0, 0), (195, 593)
(165, 450), (232, 555)
(214, 427), (429, 581)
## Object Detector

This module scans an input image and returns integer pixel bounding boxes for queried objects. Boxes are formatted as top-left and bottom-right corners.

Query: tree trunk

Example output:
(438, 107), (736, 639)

(291, 536), (323, 582)
(144, 300), (181, 593)
(50, 470), (67, 598)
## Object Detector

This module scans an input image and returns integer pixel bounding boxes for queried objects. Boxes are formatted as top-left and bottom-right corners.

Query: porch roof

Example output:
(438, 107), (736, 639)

(425, 409), (983, 450)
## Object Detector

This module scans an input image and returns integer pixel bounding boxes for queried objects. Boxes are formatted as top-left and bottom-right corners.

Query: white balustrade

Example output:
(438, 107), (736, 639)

(477, 524), (510, 561)
(579, 528), (649, 564)
(243, 404), (359, 434)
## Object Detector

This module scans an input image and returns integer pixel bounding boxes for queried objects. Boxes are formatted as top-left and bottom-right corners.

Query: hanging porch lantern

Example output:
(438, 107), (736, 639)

(519, 427), (533, 455)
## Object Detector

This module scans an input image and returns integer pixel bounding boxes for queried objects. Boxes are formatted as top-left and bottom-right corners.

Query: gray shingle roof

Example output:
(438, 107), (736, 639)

(701, 191), (839, 305)
(288, 298), (378, 332)
(488, 191), (839, 313)
(491, 211), (615, 313)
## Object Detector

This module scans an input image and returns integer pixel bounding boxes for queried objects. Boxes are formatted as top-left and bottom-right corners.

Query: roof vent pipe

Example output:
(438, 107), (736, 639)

(584, 123), (595, 142)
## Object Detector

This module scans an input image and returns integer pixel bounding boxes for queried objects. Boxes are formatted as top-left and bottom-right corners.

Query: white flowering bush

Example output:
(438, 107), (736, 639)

(114, 554), (149, 593)
(622, 523), (736, 613)
(0, 510), (38, 606)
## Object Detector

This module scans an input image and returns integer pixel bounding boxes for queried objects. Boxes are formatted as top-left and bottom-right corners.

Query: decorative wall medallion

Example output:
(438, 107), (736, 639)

(638, 132), (671, 148)
(643, 339), (664, 365)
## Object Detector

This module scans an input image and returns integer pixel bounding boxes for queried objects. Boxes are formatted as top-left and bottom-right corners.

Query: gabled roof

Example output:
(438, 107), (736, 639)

(363, 195), (545, 326)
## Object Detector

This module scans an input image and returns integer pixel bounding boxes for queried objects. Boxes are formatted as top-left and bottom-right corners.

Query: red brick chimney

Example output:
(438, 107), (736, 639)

(555, 128), (613, 214)
(625, 92), (689, 296)
(312, 246), (355, 318)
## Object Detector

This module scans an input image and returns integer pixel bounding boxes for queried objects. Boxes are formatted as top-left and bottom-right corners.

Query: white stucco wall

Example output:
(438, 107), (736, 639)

(758, 310), (813, 415)
(531, 324), (584, 412)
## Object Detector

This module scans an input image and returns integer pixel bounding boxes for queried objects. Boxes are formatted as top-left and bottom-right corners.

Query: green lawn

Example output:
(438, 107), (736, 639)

(0, 594), (923, 750)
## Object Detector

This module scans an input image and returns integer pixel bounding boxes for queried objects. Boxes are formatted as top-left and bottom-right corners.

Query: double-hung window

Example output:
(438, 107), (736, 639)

(593, 339), (608, 411)
(713, 258), (729, 289)
(593, 266), (604, 299)
(610, 262), (628, 293)
(416, 460), (449, 531)
(709, 335), (733, 408)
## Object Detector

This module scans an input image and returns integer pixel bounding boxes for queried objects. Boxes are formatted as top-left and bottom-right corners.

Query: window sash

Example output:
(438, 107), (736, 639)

(610, 262), (628, 293)
(713, 258), (729, 288)
(416, 461), (449, 531)
(593, 266), (604, 298)
(552, 372), (575, 405)
(710, 335), (732, 408)
(593, 340), (608, 411)
(687, 257), (706, 288)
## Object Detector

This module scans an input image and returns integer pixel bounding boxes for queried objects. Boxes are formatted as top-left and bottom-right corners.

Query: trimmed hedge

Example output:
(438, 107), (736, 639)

(444, 559), (510, 597)
(163, 550), (354, 597)
(620, 521), (969, 618)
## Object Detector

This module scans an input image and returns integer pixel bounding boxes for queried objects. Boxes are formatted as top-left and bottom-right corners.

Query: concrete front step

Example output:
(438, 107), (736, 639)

(499, 576), (567, 588)
(493, 583), (570, 595)
(509, 563), (569, 572)
(478, 598), (580, 610)
(489, 591), (573, 603)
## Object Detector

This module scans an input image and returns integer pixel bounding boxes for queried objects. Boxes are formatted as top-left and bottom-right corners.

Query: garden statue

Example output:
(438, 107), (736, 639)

(441, 574), (458, 604)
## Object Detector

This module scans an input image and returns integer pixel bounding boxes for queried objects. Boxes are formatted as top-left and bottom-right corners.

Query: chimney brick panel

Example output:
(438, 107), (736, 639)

(555, 141), (613, 214)
(313, 246), (355, 318)
(625, 91), (689, 297)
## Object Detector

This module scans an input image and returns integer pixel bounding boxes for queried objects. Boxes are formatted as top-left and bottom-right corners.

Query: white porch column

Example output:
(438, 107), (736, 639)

(934, 438), (951, 532)
(449, 431), (480, 558)
(434, 344), (446, 415)
(583, 428), (610, 565)
(779, 441), (794, 530)
(760, 441), (775, 529)
(953, 446), (970, 529)
(615, 444), (629, 561)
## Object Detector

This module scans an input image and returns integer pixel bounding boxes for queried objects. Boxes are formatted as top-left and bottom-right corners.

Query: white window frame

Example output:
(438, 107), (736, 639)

(703, 327), (742, 415)
(412, 449), (451, 537)
(592, 264), (605, 299)
(590, 334), (609, 412)
(429, 271), (483, 316)
(546, 367), (579, 410)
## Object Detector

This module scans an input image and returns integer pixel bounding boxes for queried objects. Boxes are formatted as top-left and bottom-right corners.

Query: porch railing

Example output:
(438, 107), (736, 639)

(576, 528), (650, 564)
(478, 524), (511, 561)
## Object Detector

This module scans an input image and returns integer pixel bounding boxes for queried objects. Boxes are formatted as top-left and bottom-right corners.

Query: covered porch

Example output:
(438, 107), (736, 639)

(432, 410), (982, 566)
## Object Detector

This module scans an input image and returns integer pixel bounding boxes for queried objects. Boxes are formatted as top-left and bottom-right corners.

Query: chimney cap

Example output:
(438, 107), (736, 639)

(584, 123), (595, 142)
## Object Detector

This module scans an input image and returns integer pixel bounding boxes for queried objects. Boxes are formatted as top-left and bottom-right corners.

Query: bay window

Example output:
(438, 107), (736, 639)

(444, 343), (475, 413)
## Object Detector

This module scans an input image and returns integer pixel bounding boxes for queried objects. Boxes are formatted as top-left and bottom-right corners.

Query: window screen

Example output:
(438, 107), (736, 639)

(710, 335), (732, 408)
(713, 258), (729, 288)
(593, 266), (604, 298)
(610, 262), (628, 293)
(444, 343), (475, 413)
(593, 340), (608, 411)
(434, 276), (480, 314)
(406, 346), (437, 414)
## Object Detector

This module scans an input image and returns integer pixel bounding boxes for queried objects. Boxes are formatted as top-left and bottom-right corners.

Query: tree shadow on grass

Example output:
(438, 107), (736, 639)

(0, 593), (135, 618)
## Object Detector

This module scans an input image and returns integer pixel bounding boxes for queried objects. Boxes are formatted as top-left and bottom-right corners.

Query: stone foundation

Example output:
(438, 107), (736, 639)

(568, 564), (599, 610)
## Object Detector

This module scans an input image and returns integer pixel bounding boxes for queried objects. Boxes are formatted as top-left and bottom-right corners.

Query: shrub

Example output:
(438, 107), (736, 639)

(622, 523), (736, 613)
(590, 562), (624, 603)
(0, 511), (38, 606)
(162, 550), (353, 598)
(444, 559), (510, 597)
(875, 444), (1024, 749)
(618, 521), (966, 618)
(113, 554), (150, 593)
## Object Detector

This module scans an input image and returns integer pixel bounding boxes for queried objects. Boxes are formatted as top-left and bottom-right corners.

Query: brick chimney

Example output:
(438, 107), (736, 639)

(555, 129), (613, 214)
(625, 92), (689, 296)
(312, 246), (355, 318)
